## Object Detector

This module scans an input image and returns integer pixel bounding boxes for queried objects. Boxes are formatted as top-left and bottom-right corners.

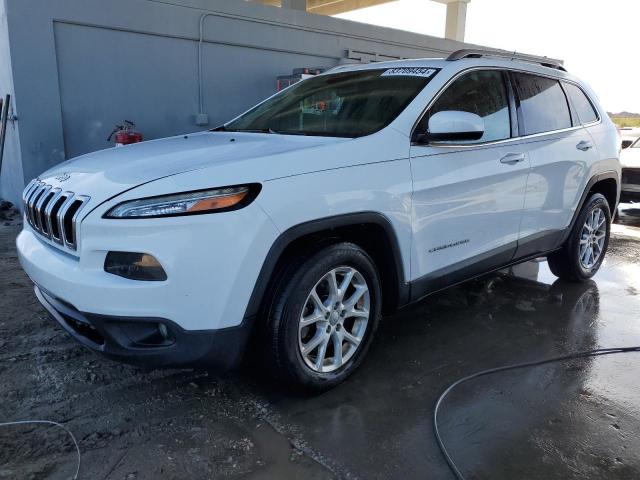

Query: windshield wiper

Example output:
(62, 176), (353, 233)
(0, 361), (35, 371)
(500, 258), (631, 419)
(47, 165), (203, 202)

(272, 131), (355, 138)
(212, 126), (280, 134)
(273, 130), (309, 136)
(245, 128), (279, 134)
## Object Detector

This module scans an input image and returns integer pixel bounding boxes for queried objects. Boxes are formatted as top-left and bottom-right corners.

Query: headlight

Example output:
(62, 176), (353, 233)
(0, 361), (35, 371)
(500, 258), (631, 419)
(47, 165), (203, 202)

(104, 184), (260, 219)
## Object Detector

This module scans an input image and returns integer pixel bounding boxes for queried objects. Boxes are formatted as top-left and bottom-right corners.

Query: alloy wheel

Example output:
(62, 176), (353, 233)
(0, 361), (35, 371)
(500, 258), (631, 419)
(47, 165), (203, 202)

(298, 266), (370, 373)
(579, 206), (607, 269)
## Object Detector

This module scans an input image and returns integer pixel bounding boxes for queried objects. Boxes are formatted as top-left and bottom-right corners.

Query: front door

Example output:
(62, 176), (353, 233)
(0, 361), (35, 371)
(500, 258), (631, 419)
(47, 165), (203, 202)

(409, 69), (530, 299)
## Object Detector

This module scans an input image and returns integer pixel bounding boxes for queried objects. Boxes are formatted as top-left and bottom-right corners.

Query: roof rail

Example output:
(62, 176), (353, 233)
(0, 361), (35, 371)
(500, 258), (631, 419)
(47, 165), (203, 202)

(447, 49), (566, 72)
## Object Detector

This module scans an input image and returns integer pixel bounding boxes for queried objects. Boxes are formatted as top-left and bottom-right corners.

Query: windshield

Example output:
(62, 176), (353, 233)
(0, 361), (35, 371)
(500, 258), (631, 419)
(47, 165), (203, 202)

(223, 68), (439, 138)
(633, 138), (640, 148)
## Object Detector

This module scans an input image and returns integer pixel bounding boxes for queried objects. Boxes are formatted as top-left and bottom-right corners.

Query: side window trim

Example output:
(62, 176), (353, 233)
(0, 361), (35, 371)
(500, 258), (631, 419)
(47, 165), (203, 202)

(559, 81), (579, 127)
(510, 72), (572, 136)
(410, 67), (601, 148)
(504, 71), (520, 138)
(561, 81), (601, 126)
(414, 69), (512, 146)
(508, 70), (528, 139)
(582, 85), (601, 124)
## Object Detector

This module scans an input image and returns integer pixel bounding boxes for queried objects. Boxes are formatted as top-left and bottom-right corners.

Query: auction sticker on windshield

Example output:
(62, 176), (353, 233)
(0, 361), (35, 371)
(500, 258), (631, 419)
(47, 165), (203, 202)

(381, 67), (439, 78)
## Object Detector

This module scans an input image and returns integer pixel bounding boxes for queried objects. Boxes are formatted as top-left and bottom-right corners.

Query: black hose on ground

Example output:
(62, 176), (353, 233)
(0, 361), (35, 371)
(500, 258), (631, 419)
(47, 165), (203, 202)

(433, 346), (640, 480)
(0, 419), (81, 479)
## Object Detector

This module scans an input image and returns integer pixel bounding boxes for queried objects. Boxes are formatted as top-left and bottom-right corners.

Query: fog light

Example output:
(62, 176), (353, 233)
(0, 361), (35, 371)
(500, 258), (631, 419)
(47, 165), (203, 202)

(104, 252), (167, 281)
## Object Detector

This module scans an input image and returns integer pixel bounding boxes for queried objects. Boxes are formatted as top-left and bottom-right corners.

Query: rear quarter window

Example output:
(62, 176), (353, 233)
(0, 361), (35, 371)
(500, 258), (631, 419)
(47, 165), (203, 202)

(511, 72), (572, 135)
(563, 82), (599, 124)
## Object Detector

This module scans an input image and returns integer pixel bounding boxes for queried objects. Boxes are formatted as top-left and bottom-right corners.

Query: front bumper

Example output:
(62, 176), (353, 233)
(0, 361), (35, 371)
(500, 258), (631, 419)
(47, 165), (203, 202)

(16, 196), (280, 368)
(16, 199), (279, 331)
(35, 285), (253, 369)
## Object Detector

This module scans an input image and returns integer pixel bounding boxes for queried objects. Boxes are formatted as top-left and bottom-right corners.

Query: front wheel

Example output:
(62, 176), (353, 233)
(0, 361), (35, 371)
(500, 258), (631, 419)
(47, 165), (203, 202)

(264, 242), (381, 391)
(547, 193), (611, 281)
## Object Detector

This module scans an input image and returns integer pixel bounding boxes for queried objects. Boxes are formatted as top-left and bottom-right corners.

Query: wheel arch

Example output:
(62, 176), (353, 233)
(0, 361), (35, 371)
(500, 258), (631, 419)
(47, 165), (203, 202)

(561, 171), (619, 245)
(587, 175), (618, 214)
(243, 212), (409, 321)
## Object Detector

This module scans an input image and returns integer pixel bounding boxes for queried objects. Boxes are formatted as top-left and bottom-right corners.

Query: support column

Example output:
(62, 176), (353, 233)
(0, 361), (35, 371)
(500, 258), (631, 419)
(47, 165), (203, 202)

(282, 0), (307, 10)
(436, 0), (470, 42)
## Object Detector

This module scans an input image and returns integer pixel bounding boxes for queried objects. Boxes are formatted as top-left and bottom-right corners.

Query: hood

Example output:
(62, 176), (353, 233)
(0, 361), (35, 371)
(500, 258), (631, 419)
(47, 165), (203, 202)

(38, 131), (345, 206)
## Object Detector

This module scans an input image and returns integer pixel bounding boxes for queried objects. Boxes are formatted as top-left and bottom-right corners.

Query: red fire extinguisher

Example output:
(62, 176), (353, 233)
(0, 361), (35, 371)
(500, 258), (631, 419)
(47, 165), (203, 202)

(108, 120), (143, 147)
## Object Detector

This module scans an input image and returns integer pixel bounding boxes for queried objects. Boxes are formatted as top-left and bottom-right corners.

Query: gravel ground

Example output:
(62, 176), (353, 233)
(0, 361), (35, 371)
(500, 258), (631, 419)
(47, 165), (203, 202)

(0, 209), (333, 480)
(2, 203), (640, 479)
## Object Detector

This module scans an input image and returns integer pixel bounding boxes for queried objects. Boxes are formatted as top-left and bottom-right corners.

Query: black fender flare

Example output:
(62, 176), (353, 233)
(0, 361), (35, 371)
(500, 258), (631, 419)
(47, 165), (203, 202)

(243, 211), (409, 321)
(559, 170), (619, 245)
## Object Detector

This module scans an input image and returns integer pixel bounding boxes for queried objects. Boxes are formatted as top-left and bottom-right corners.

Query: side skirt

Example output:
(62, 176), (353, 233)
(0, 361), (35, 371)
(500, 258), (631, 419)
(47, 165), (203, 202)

(406, 230), (564, 305)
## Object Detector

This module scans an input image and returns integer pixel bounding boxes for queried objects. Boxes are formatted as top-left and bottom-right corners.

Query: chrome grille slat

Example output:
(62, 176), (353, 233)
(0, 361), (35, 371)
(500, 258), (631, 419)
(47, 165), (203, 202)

(28, 184), (46, 230)
(57, 194), (77, 248)
(23, 182), (37, 226)
(22, 180), (90, 252)
(38, 189), (57, 237)
(44, 189), (63, 241)
(22, 182), (38, 226)
(34, 185), (52, 234)
(22, 180), (38, 218)
(65, 196), (90, 249)
(53, 194), (72, 245)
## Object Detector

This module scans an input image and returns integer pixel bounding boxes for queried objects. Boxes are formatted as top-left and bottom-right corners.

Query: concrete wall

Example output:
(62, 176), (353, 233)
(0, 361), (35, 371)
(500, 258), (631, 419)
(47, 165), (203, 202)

(0, 0), (475, 205)
(0, 0), (23, 206)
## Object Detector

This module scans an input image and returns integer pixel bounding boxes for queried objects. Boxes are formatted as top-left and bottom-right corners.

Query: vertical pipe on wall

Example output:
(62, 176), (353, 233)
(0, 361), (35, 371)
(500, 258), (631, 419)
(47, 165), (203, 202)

(0, 94), (10, 179)
(197, 13), (215, 126)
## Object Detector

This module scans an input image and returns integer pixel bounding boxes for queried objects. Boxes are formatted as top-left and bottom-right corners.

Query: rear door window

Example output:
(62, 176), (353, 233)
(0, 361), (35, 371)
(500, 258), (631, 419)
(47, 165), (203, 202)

(511, 72), (572, 135)
(563, 82), (599, 124)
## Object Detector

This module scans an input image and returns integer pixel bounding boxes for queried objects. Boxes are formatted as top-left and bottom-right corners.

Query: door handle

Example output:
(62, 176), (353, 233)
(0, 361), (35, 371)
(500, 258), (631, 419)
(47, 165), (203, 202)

(576, 140), (593, 151)
(500, 153), (526, 165)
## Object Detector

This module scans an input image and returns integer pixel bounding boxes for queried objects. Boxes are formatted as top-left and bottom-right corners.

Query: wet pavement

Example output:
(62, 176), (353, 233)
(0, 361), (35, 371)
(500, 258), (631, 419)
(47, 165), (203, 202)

(1, 203), (640, 479)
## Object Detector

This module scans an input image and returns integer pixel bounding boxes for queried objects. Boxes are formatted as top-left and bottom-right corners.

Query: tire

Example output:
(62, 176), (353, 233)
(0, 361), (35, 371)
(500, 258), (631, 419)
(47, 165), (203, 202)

(264, 242), (382, 392)
(547, 193), (611, 281)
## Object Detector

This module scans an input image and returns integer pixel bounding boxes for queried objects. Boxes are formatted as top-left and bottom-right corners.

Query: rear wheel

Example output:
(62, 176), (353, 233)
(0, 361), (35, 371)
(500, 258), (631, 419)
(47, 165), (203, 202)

(547, 193), (611, 281)
(264, 242), (381, 391)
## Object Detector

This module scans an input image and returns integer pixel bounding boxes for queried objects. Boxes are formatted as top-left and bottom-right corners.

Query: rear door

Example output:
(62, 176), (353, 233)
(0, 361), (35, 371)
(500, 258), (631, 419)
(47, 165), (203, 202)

(511, 72), (600, 257)
(409, 69), (530, 298)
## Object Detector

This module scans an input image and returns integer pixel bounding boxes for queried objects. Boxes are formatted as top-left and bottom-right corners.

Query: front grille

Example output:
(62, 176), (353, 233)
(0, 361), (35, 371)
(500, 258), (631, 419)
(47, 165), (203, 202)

(38, 286), (105, 346)
(22, 180), (90, 251)
(60, 312), (105, 346)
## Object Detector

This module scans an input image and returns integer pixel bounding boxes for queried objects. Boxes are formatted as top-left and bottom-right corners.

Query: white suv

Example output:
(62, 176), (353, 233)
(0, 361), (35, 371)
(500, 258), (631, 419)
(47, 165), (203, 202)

(17, 50), (620, 390)
(621, 137), (640, 201)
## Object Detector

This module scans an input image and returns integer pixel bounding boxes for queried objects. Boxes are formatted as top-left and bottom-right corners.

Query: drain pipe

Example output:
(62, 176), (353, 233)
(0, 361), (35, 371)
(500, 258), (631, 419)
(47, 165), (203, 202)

(0, 94), (10, 179)
(196, 13), (215, 126)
